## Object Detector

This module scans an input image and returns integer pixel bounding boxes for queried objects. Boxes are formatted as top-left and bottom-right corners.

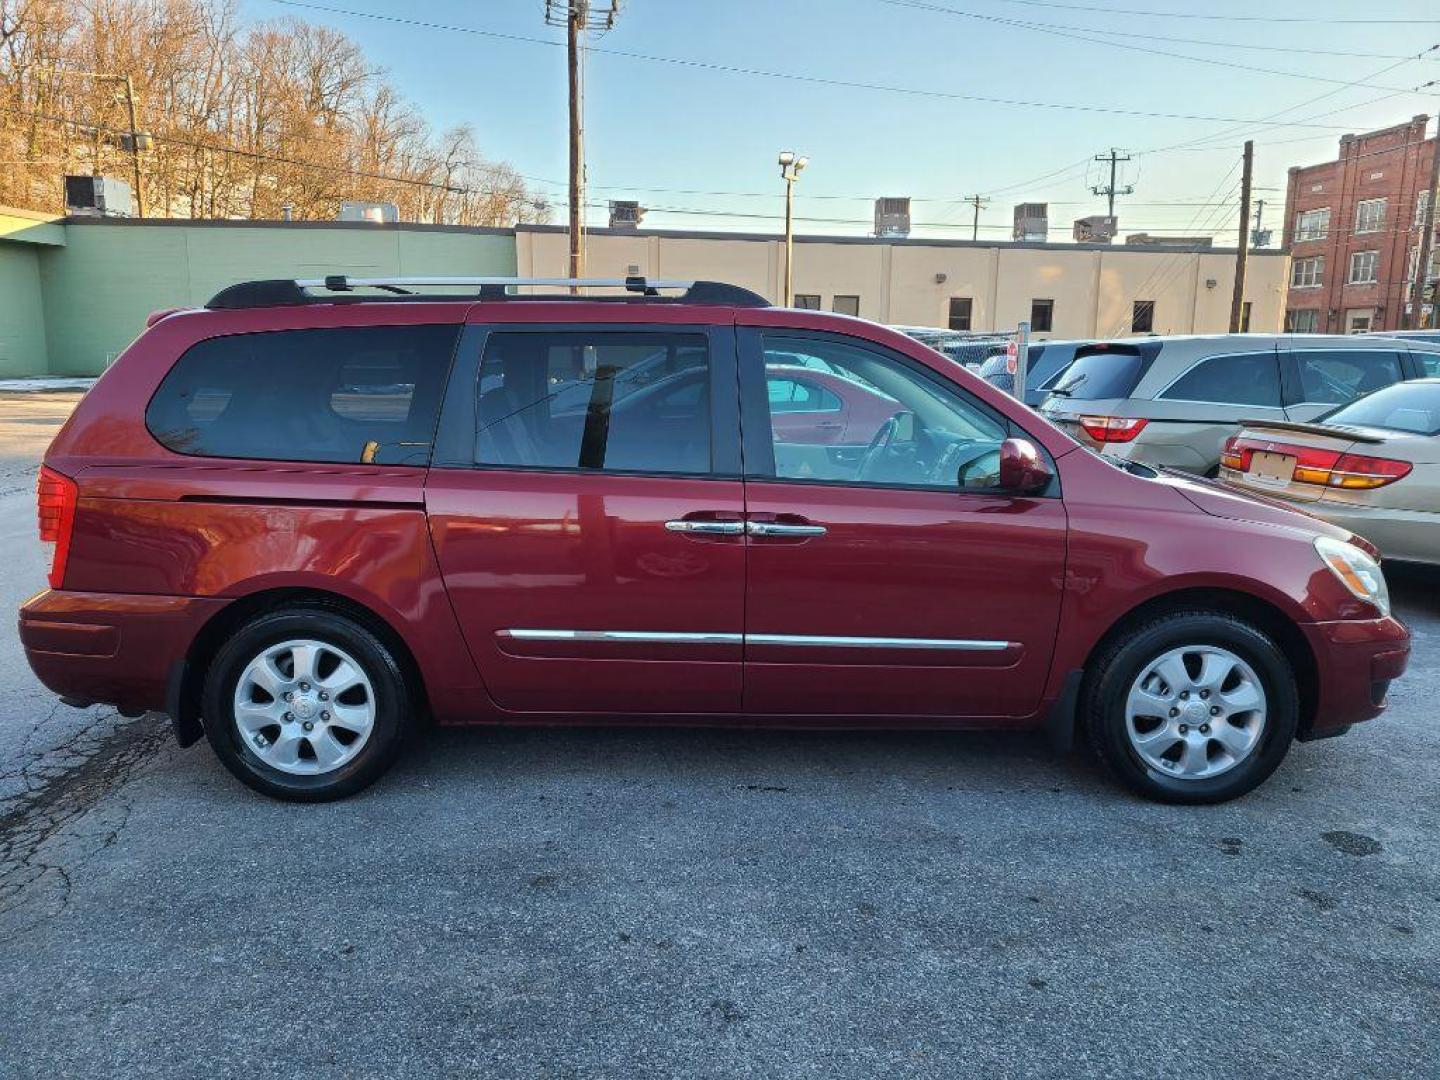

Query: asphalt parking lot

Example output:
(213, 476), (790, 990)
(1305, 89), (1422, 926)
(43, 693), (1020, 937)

(0, 392), (1437, 1079)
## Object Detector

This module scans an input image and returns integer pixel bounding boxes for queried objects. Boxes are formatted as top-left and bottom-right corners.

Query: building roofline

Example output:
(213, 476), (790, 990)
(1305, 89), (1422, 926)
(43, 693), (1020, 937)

(515, 222), (1284, 256)
(60, 215), (515, 237)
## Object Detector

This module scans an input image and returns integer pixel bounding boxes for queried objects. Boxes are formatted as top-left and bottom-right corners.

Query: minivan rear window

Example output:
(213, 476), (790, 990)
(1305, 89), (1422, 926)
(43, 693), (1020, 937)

(146, 324), (460, 465)
(1048, 345), (1147, 401)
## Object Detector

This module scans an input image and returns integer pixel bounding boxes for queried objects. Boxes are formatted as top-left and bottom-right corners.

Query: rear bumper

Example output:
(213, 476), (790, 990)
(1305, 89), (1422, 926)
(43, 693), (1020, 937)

(19, 589), (225, 716)
(1300, 615), (1410, 735)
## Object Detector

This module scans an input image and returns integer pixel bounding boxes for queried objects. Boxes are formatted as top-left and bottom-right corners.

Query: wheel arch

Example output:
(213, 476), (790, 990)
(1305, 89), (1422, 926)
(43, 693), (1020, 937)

(1073, 586), (1319, 741)
(168, 586), (431, 747)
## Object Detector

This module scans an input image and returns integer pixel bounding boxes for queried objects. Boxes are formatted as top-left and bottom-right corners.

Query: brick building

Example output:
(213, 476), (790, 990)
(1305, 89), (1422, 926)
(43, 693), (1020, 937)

(1283, 115), (1438, 334)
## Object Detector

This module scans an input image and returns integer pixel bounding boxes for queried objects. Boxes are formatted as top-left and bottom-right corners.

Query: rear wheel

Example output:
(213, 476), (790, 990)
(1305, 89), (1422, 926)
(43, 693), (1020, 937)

(1081, 610), (1298, 804)
(201, 607), (410, 801)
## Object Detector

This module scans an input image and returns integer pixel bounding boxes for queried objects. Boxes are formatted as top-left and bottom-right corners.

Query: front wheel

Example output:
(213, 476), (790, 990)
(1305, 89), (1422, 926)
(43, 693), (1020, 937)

(1081, 611), (1299, 804)
(201, 607), (411, 801)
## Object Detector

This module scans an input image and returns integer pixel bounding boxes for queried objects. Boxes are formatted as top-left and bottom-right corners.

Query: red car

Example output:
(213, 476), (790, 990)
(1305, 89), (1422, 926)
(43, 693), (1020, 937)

(22, 276), (1409, 803)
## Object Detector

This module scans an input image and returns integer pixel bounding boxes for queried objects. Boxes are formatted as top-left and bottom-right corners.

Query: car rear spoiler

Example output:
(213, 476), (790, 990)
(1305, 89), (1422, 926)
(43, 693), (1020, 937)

(1236, 419), (1385, 444)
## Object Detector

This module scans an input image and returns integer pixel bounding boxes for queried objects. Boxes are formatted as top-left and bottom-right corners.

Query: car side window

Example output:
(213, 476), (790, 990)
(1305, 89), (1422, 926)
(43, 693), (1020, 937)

(1294, 349), (1403, 405)
(474, 331), (711, 474)
(759, 334), (1007, 491)
(1415, 351), (1440, 377)
(767, 377), (842, 413)
(145, 324), (460, 465)
(1157, 351), (1281, 408)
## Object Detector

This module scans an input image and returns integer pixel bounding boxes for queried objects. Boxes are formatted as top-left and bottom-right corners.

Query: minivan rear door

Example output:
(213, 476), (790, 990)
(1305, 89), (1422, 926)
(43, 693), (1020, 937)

(425, 316), (746, 715)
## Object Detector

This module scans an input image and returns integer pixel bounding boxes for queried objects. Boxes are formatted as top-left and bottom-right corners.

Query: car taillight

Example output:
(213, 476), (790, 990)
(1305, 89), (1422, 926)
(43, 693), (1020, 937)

(37, 465), (78, 589)
(1225, 438), (1412, 490)
(1079, 416), (1148, 443)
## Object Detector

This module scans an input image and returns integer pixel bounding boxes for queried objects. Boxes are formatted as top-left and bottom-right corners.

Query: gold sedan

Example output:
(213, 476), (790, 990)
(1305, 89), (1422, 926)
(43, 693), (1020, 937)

(1221, 379), (1440, 567)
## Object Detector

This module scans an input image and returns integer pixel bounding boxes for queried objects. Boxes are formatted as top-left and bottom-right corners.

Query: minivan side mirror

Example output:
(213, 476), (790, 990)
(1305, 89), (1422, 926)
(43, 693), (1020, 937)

(997, 437), (1053, 494)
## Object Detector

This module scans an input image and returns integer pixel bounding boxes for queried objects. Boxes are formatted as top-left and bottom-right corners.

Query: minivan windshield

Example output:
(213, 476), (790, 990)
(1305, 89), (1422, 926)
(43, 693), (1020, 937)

(1320, 380), (1440, 435)
(1048, 346), (1147, 401)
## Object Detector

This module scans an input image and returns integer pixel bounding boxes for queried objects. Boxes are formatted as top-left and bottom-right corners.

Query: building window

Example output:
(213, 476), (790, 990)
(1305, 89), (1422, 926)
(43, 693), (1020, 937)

(1416, 190), (1431, 229)
(948, 297), (973, 331)
(831, 295), (860, 317)
(1240, 302), (1253, 333)
(1355, 198), (1386, 235)
(1132, 300), (1155, 334)
(1294, 208), (1330, 242)
(1029, 299), (1054, 333)
(1285, 309), (1320, 333)
(1291, 256), (1324, 288)
(793, 294), (821, 310)
(1348, 250), (1379, 284)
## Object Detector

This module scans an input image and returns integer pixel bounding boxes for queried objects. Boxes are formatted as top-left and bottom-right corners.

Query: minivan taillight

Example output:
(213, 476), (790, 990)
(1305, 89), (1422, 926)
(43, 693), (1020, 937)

(1079, 416), (1148, 443)
(37, 465), (78, 589)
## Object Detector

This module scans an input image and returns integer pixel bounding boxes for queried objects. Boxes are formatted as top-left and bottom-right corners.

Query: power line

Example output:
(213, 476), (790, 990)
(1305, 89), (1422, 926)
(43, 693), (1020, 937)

(265, 0), (1388, 131)
(877, 0), (1425, 90)
(876, 0), (1440, 59)
(983, 0), (1440, 24)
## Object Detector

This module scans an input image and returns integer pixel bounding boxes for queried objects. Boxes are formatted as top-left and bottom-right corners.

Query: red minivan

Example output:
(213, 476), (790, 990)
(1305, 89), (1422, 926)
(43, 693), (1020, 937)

(20, 276), (1410, 803)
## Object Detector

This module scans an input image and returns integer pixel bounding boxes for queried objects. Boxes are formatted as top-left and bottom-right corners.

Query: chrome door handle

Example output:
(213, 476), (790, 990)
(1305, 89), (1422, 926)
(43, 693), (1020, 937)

(665, 519), (745, 535)
(745, 520), (827, 537)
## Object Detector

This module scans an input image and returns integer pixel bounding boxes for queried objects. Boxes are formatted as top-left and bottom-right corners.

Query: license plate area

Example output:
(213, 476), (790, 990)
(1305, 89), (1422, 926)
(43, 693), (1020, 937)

(1247, 449), (1295, 486)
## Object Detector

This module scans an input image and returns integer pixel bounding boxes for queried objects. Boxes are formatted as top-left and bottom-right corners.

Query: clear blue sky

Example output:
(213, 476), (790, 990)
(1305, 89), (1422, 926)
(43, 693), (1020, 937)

(257, 0), (1440, 241)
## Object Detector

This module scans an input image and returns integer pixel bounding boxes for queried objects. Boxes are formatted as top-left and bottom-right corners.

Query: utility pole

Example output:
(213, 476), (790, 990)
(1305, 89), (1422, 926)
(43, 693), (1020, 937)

(121, 75), (145, 219)
(1251, 198), (1270, 248)
(545, 2), (621, 285)
(1091, 147), (1133, 220)
(1409, 118), (1440, 330)
(1229, 139), (1254, 334)
(965, 194), (989, 241)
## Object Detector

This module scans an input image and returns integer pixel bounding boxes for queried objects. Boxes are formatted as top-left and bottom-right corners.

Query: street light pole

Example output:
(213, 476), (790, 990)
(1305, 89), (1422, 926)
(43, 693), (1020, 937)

(778, 151), (807, 307)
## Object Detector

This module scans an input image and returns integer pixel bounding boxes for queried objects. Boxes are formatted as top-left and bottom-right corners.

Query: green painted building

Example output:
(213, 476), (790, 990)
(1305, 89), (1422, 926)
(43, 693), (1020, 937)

(0, 208), (517, 377)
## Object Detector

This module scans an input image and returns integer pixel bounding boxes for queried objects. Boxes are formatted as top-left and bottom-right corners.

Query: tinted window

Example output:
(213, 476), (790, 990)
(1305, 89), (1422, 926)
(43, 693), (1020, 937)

(760, 335), (1007, 491)
(146, 324), (459, 465)
(1322, 381), (1440, 435)
(1159, 352), (1280, 407)
(1414, 350), (1440, 377)
(475, 331), (711, 474)
(1294, 349), (1403, 405)
(767, 377), (842, 413)
(1049, 347), (1147, 401)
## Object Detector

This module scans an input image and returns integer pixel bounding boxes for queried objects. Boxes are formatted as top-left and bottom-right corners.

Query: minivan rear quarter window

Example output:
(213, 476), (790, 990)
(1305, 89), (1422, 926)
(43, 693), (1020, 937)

(1049, 345), (1148, 401)
(146, 324), (460, 465)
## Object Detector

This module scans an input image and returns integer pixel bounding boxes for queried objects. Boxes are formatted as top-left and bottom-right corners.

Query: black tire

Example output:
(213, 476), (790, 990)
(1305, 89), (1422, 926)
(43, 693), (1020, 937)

(1081, 610), (1299, 804)
(201, 606), (410, 801)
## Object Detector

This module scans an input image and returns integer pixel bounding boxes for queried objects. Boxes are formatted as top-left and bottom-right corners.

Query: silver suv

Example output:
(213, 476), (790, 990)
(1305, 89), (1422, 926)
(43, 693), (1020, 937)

(1038, 333), (1440, 475)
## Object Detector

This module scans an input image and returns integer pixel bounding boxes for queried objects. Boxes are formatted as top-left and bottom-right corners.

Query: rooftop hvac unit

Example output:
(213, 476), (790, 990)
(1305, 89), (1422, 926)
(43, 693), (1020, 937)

(874, 197), (911, 238)
(64, 175), (133, 218)
(338, 201), (399, 224)
(1012, 202), (1048, 242)
(609, 200), (646, 229)
(1073, 215), (1117, 243)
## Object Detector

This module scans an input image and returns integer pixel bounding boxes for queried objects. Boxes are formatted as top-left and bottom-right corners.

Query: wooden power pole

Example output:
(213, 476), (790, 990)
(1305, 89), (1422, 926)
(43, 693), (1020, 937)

(966, 195), (989, 241)
(1229, 140), (1254, 334)
(546, 2), (621, 286)
(1409, 120), (1440, 330)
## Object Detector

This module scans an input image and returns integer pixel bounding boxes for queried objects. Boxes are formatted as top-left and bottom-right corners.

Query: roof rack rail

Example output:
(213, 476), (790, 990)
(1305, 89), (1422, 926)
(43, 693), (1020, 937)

(204, 275), (770, 310)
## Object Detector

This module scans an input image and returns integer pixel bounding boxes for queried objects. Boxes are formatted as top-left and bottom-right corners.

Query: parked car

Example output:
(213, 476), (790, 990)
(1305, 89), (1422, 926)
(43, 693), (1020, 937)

(892, 326), (1009, 370)
(1039, 333), (1440, 476)
(1366, 329), (1440, 346)
(1221, 378), (1440, 566)
(23, 276), (1408, 804)
(977, 340), (1088, 406)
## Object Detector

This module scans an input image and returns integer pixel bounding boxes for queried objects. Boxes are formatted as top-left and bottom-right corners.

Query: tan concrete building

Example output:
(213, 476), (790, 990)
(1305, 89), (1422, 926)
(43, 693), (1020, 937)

(516, 224), (1290, 339)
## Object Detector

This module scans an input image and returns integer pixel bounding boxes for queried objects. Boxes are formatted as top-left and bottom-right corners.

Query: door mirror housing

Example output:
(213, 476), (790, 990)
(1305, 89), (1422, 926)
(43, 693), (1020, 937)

(997, 437), (1053, 494)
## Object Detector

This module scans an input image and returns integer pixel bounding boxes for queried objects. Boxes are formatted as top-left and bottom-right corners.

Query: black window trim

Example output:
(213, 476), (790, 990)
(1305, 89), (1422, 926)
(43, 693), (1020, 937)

(430, 321), (742, 481)
(737, 325), (1059, 499)
(143, 320), (467, 468)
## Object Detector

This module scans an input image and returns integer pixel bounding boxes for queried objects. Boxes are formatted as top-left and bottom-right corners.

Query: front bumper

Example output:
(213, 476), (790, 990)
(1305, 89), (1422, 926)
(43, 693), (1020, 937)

(19, 589), (226, 716)
(1299, 615), (1410, 735)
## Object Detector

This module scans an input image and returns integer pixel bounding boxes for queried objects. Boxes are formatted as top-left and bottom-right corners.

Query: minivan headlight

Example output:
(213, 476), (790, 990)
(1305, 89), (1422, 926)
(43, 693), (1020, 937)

(1314, 536), (1389, 616)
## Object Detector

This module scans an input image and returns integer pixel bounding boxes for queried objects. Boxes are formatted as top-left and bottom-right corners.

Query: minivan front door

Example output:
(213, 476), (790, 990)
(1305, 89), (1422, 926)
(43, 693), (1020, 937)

(425, 322), (746, 714)
(737, 326), (1067, 720)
